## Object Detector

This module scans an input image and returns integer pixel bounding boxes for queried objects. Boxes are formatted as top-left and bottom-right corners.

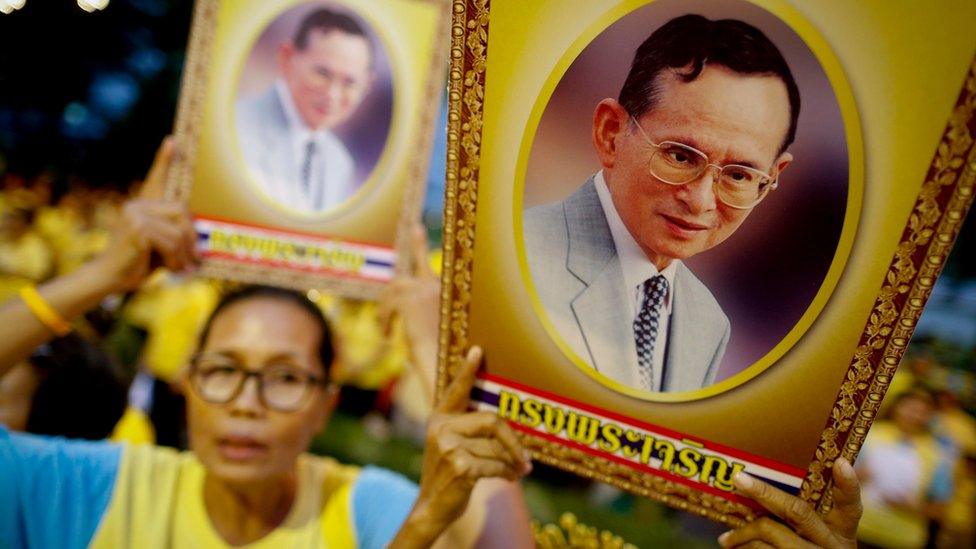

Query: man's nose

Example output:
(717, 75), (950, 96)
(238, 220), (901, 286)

(678, 165), (720, 214)
(328, 84), (345, 105)
(230, 376), (265, 417)
(317, 77), (344, 103)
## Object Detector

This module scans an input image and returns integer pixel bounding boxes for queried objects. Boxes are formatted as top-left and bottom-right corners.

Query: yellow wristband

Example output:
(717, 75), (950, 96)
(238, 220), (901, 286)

(19, 285), (72, 337)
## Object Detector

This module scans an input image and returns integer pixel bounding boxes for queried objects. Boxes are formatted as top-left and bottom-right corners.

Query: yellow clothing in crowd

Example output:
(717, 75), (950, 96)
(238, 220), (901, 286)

(110, 407), (156, 445)
(857, 422), (952, 549)
(34, 206), (110, 275)
(326, 298), (408, 390)
(0, 232), (53, 295)
(124, 273), (221, 382)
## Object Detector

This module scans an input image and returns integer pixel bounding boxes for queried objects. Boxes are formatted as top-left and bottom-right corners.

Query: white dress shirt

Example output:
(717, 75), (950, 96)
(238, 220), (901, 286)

(274, 80), (356, 212)
(594, 171), (679, 391)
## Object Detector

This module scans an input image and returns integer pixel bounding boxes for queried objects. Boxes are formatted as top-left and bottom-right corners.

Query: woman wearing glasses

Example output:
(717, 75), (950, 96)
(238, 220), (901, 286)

(0, 141), (532, 548)
(0, 140), (862, 548)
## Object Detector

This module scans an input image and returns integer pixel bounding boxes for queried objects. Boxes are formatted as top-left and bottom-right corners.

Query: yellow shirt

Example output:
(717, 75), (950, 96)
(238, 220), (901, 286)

(89, 444), (416, 548)
(0, 429), (419, 548)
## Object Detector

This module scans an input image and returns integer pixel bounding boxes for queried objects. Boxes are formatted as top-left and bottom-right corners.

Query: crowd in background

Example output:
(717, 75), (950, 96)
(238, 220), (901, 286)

(0, 173), (430, 445)
(855, 351), (976, 549)
(2, 173), (976, 547)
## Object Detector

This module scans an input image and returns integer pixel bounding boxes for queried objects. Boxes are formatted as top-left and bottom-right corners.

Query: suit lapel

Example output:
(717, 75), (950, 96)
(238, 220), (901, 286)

(564, 180), (638, 385)
(662, 264), (714, 391)
(571, 259), (637, 385)
(265, 90), (303, 207)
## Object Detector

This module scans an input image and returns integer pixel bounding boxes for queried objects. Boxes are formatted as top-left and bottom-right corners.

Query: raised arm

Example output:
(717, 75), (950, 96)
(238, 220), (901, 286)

(382, 225), (534, 548)
(0, 138), (198, 378)
(390, 347), (533, 548)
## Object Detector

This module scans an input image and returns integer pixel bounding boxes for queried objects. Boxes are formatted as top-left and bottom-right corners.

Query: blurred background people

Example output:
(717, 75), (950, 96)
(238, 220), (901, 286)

(857, 389), (954, 549)
(0, 334), (127, 440)
(3, 2), (975, 546)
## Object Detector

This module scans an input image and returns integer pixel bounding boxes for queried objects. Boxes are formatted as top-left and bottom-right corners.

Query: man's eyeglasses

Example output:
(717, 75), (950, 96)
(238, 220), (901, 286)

(189, 354), (329, 413)
(630, 116), (778, 209)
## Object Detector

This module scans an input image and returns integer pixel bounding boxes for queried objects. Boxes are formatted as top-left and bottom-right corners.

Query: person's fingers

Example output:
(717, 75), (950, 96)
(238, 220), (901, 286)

(436, 346), (482, 413)
(409, 223), (433, 278)
(143, 219), (191, 272)
(451, 438), (510, 463)
(167, 203), (198, 265)
(824, 458), (863, 541)
(737, 542), (776, 549)
(376, 279), (407, 335)
(717, 518), (817, 548)
(442, 411), (503, 437)
(733, 473), (834, 545)
(492, 417), (532, 474)
(433, 412), (532, 474)
(140, 137), (175, 200)
(147, 217), (194, 272)
(140, 200), (188, 221)
(130, 225), (151, 255)
(444, 450), (524, 483)
(435, 412), (530, 472)
(180, 207), (200, 265)
(130, 200), (195, 270)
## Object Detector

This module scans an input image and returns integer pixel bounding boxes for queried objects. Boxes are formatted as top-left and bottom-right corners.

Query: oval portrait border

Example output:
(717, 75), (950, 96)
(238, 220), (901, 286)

(228, 0), (402, 220)
(512, 0), (865, 403)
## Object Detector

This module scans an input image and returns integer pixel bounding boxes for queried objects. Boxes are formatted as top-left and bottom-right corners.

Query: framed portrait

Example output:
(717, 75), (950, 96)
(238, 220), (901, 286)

(439, 0), (976, 525)
(168, 0), (450, 297)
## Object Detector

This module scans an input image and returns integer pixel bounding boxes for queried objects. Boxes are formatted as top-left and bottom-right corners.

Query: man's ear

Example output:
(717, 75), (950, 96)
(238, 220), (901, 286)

(772, 151), (793, 182)
(592, 98), (630, 170)
(277, 42), (295, 73)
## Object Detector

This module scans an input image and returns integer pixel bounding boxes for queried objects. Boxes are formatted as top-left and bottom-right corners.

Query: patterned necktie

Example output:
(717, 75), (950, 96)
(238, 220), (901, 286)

(301, 139), (317, 197)
(634, 275), (669, 391)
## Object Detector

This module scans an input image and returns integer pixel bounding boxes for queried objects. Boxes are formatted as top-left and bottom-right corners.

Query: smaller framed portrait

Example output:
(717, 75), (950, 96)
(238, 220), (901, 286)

(168, 0), (450, 297)
(440, 0), (976, 526)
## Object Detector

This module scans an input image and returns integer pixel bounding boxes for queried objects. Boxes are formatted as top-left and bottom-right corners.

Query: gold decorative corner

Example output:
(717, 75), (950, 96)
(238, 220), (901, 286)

(532, 512), (638, 549)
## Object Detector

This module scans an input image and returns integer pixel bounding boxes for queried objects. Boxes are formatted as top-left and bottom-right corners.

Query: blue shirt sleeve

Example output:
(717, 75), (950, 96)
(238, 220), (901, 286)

(351, 466), (419, 549)
(0, 426), (121, 549)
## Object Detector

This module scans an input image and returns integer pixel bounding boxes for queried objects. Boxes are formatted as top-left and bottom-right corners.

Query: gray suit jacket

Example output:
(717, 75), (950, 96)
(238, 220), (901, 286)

(523, 178), (730, 392)
(236, 87), (355, 213)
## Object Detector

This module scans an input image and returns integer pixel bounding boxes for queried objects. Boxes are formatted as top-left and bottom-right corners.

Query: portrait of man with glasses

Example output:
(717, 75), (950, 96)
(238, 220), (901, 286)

(236, 6), (378, 213)
(523, 14), (799, 393)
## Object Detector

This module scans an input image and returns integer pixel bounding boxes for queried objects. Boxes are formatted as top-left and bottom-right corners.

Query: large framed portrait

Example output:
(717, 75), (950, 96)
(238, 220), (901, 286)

(168, 0), (450, 297)
(440, 0), (976, 525)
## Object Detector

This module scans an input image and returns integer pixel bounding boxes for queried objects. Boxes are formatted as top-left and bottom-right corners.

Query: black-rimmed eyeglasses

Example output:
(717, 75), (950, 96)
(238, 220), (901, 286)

(188, 354), (330, 413)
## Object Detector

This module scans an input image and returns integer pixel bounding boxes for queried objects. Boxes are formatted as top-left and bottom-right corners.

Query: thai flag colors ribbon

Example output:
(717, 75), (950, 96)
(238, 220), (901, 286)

(472, 373), (807, 508)
(195, 216), (395, 282)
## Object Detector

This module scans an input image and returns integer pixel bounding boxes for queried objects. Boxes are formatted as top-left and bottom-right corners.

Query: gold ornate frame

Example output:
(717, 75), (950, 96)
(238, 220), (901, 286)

(438, 0), (976, 526)
(803, 64), (976, 513)
(167, 0), (451, 299)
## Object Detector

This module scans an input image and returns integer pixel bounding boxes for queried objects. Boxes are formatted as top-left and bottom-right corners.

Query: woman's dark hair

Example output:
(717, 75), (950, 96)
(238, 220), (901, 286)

(196, 285), (335, 377)
(618, 14), (801, 153)
(27, 334), (127, 440)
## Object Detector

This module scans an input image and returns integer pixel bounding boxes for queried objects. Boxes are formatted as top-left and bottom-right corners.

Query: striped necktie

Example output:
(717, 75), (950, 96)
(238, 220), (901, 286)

(634, 275), (668, 391)
(301, 139), (316, 198)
